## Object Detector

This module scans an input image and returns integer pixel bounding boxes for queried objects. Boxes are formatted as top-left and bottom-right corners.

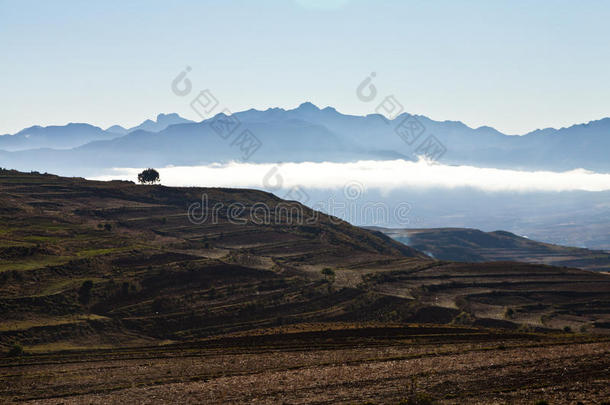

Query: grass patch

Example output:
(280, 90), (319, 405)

(22, 235), (61, 243)
(0, 255), (73, 272)
(36, 277), (107, 296)
(0, 240), (35, 248)
(0, 227), (15, 235)
(75, 246), (131, 258)
(0, 314), (109, 332)
(23, 341), (118, 353)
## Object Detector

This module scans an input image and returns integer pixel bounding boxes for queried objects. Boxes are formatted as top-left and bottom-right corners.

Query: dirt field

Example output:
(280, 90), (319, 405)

(1, 324), (608, 404)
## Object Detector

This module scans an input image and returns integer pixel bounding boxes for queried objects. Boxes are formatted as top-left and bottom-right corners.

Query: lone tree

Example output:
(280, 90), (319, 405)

(138, 168), (160, 184)
(321, 267), (335, 283)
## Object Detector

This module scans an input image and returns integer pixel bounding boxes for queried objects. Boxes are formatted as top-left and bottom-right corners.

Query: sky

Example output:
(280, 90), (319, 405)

(1, 0), (609, 135)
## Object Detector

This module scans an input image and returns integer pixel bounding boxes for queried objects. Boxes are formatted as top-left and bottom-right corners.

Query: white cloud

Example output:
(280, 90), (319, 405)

(90, 159), (610, 193)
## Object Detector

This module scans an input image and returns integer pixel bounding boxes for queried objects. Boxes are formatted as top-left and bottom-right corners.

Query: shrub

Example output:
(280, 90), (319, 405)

(534, 400), (549, 405)
(103, 223), (112, 231)
(120, 281), (141, 296)
(504, 307), (515, 319)
(8, 343), (24, 357)
(321, 268), (334, 274)
(78, 280), (94, 306)
(563, 326), (572, 333)
(321, 268), (335, 278)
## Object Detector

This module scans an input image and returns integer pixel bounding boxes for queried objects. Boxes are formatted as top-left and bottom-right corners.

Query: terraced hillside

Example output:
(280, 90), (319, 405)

(0, 170), (609, 355)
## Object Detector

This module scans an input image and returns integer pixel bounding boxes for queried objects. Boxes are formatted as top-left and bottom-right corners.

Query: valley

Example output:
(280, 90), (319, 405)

(372, 227), (610, 272)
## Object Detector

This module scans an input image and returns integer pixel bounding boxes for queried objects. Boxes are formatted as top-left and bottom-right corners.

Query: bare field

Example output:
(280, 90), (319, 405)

(0, 325), (608, 404)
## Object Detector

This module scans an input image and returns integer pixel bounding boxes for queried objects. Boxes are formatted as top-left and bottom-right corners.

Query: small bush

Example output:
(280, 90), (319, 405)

(321, 268), (335, 277)
(534, 400), (549, 405)
(321, 267), (335, 281)
(103, 223), (112, 231)
(563, 326), (572, 333)
(504, 307), (515, 319)
(78, 280), (94, 306)
(118, 281), (141, 297)
(8, 343), (24, 357)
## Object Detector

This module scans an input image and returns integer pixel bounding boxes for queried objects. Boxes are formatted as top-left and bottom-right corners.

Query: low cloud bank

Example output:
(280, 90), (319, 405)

(90, 159), (610, 193)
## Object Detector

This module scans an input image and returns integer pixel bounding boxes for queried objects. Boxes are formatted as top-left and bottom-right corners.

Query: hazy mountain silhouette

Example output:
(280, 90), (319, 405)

(0, 113), (194, 152)
(0, 123), (116, 151)
(1, 103), (609, 173)
(120, 113), (194, 134)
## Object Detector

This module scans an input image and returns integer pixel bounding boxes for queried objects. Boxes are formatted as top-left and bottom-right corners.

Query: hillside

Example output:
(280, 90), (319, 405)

(1, 170), (610, 403)
(0, 170), (609, 356)
(371, 227), (610, 272)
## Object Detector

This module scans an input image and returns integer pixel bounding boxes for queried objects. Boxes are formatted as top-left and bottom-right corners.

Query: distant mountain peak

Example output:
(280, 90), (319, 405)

(296, 101), (320, 111)
(15, 125), (42, 135)
(365, 113), (386, 120)
(524, 127), (557, 137)
(265, 107), (286, 112)
(156, 112), (182, 121)
(106, 125), (128, 135)
(474, 125), (505, 136)
(126, 113), (194, 133)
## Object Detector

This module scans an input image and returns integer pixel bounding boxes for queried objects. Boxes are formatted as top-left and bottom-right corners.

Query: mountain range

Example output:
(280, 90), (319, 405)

(0, 113), (193, 151)
(1, 103), (609, 174)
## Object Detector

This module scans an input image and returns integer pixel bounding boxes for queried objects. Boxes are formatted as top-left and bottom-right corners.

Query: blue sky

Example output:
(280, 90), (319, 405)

(1, 0), (609, 134)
